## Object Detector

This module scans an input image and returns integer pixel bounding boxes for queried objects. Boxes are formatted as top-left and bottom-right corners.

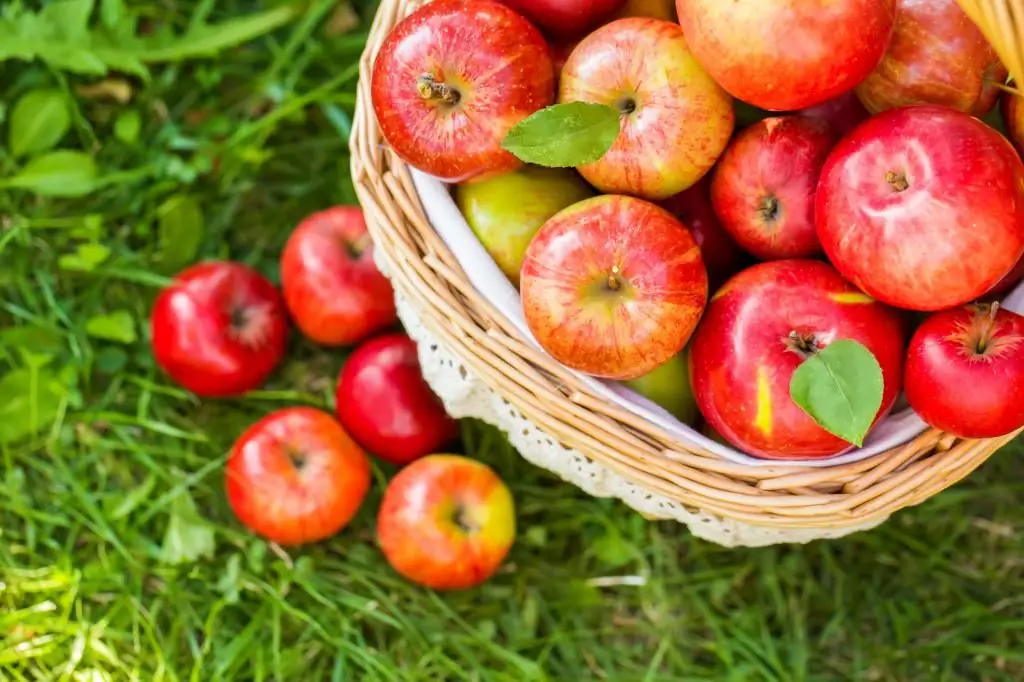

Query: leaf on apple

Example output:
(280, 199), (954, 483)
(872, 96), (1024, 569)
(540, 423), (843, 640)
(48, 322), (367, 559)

(502, 102), (620, 168)
(789, 339), (884, 447)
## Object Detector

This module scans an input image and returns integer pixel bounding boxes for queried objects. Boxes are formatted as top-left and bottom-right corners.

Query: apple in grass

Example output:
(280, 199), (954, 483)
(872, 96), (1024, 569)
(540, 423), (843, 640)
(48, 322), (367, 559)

(377, 454), (515, 591)
(370, 0), (555, 183)
(520, 195), (708, 380)
(499, 0), (626, 38)
(855, 0), (1008, 116)
(816, 105), (1024, 312)
(558, 17), (733, 200)
(676, 0), (897, 111)
(905, 303), (1024, 439)
(710, 116), (836, 261)
(689, 260), (907, 460)
(798, 91), (871, 138)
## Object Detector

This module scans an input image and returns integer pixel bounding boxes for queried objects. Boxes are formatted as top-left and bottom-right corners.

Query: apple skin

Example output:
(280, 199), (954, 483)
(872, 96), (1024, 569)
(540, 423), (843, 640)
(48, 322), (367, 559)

(798, 91), (871, 138)
(855, 0), (1008, 116)
(499, 0), (626, 38)
(455, 166), (594, 287)
(225, 407), (371, 546)
(370, 0), (555, 183)
(904, 304), (1024, 439)
(559, 18), (734, 200)
(816, 105), (1024, 312)
(623, 348), (699, 426)
(521, 195), (708, 380)
(710, 116), (836, 261)
(335, 333), (459, 466)
(377, 454), (515, 591)
(689, 260), (907, 460)
(676, 0), (897, 111)
(612, 0), (675, 20)
(280, 206), (397, 347)
(984, 256), (1024, 300)
(1001, 90), (1024, 158)
(150, 261), (289, 398)
(658, 177), (748, 291)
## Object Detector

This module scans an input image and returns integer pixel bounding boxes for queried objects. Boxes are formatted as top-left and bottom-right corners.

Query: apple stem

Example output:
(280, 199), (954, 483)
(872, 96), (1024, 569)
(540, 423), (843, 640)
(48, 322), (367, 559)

(416, 75), (460, 105)
(885, 171), (909, 193)
(347, 233), (372, 258)
(977, 301), (1001, 354)
(607, 265), (623, 292)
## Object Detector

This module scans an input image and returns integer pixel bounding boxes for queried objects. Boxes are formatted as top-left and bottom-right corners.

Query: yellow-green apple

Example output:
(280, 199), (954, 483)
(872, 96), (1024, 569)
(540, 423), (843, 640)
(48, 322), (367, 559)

(710, 116), (836, 261)
(521, 195), (708, 380)
(689, 260), (907, 460)
(624, 349), (699, 426)
(612, 0), (675, 20)
(1001, 89), (1024, 157)
(856, 0), (1008, 116)
(371, 0), (554, 183)
(816, 105), (1024, 311)
(798, 91), (871, 138)
(377, 454), (515, 591)
(499, 0), (625, 38)
(676, 0), (897, 111)
(904, 303), (1024, 438)
(455, 167), (593, 286)
(558, 17), (733, 200)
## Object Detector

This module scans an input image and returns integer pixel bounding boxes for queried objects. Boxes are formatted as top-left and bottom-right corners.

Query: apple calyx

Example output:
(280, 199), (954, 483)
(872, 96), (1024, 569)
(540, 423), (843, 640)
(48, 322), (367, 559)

(344, 233), (373, 260)
(785, 330), (823, 360)
(284, 445), (308, 471)
(229, 301), (276, 349)
(606, 265), (624, 292)
(613, 96), (637, 116)
(885, 170), (909, 193)
(758, 195), (781, 224)
(416, 74), (461, 106)
(450, 503), (479, 534)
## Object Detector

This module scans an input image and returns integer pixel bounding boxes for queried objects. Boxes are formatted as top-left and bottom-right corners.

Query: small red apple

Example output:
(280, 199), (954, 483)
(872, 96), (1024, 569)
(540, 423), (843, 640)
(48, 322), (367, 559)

(150, 261), (288, 397)
(710, 116), (836, 261)
(499, 0), (626, 38)
(689, 260), (907, 460)
(370, 0), (555, 183)
(676, 0), (897, 111)
(280, 206), (396, 347)
(377, 454), (515, 591)
(1001, 89), (1024, 157)
(520, 195), (708, 380)
(856, 0), (1008, 116)
(558, 17), (733, 200)
(658, 177), (747, 291)
(336, 333), (459, 466)
(904, 303), (1024, 439)
(225, 407), (371, 545)
(798, 91), (871, 138)
(816, 105), (1024, 312)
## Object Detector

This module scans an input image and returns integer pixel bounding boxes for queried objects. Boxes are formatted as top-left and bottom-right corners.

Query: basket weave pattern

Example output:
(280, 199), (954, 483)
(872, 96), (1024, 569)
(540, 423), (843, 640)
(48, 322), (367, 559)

(351, 0), (1024, 533)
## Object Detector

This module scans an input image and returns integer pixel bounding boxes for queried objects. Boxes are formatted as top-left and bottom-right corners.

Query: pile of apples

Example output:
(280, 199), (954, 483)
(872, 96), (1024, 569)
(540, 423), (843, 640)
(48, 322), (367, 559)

(149, 207), (515, 591)
(371, 0), (1024, 461)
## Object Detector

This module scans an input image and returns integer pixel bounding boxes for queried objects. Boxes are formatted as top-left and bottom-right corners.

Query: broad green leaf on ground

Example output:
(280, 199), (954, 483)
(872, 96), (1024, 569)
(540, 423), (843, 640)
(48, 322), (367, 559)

(3, 150), (97, 197)
(502, 102), (620, 167)
(156, 195), (204, 269)
(160, 491), (216, 565)
(789, 339), (884, 447)
(217, 554), (244, 604)
(8, 88), (71, 158)
(85, 310), (137, 344)
(58, 243), (110, 272)
(0, 366), (65, 445)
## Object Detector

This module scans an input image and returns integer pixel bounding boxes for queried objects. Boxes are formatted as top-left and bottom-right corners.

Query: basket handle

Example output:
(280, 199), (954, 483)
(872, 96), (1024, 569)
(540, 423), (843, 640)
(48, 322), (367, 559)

(956, 0), (1024, 93)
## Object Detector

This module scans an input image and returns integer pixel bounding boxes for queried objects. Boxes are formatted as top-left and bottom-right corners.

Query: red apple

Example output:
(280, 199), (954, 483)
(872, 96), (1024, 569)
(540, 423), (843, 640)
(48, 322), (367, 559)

(710, 116), (836, 261)
(676, 0), (897, 111)
(225, 407), (371, 545)
(549, 39), (578, 78)
(520, 195), (708, 380)
(1001, 89), (1024, 157)
(984, 256), (1024, 300)
(689, 260), (907, 460)
(816, 105), (1024, 312)
(377, 454), (515, 591)
(499, 0), (626, 38)
(613, 0), (675, 20)
(855, 0), (1008, 116)
(370, 0), (554, 183)
(558, 17), (733, 200)
(280, 206), (396, 347)
(336, 333), (459, 466)
(658, 177), (747, 291)
(904, 303), (1024, 438)
(150, 261), (288, 397)
(798, 91), (871, 138)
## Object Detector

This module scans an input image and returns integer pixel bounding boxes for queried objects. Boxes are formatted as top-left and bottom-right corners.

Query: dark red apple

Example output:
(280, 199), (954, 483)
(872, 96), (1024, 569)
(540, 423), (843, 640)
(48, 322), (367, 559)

(856, 0), (1008, 116)
(225, 407), (371, 546)
(816, 105), (1024, 311)
(984, 256), (1024, 300)
(370, 0), (555, 183)
(710, 116), (836, 261)
(658, 177), (747, 290)
(499, 0), (626, 38)
(336, 333), (459, 466)
(798, 91), (871, 138)
(549, 39), (579, 79)
(558, 17), (733, 199)
(1001, 89), (1024, 157)
(904, 303), (1024, 438)
(280, 206), (396, 347)
(689, 260), (907, 459)
(676, 0), (897, 111)
(150, 261), (288, 397)
(520, 195), (708, 380)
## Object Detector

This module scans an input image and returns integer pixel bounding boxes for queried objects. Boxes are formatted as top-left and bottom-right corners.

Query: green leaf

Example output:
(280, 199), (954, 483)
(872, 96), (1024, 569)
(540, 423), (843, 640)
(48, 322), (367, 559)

(501, 102), (620, 168)
(789, 339), (884, 447)
(160, 491), (216, 565)
(108, 473), (156, 519)
(85, 310), (136, 344)
(156, 195), (204, 269)
(217, 554), (243, 604)
(0, 366), (65, 445)
(4, 150), (98, 197)
(8, 88), (71, 158)
(113, 109), (141, 143)
(591, 532), (636, 568)
(59, 243), (110, 272)
(140, 5), (303, 62)
(0, 326), (64, 355)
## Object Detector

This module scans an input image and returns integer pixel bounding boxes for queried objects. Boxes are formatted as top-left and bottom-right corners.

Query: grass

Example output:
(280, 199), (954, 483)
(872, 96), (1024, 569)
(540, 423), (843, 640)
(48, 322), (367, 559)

(1, 1), (1023, 680)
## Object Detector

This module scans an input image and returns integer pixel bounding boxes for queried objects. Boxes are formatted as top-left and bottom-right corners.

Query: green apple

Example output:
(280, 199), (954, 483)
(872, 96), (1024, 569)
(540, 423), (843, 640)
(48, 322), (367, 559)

(624, 348), (699, 426)
(455, 166), (594, 286)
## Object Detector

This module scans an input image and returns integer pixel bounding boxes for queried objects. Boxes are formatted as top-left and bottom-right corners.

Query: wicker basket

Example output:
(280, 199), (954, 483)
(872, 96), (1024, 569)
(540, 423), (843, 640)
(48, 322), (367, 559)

(351, 0), (1024, 544)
